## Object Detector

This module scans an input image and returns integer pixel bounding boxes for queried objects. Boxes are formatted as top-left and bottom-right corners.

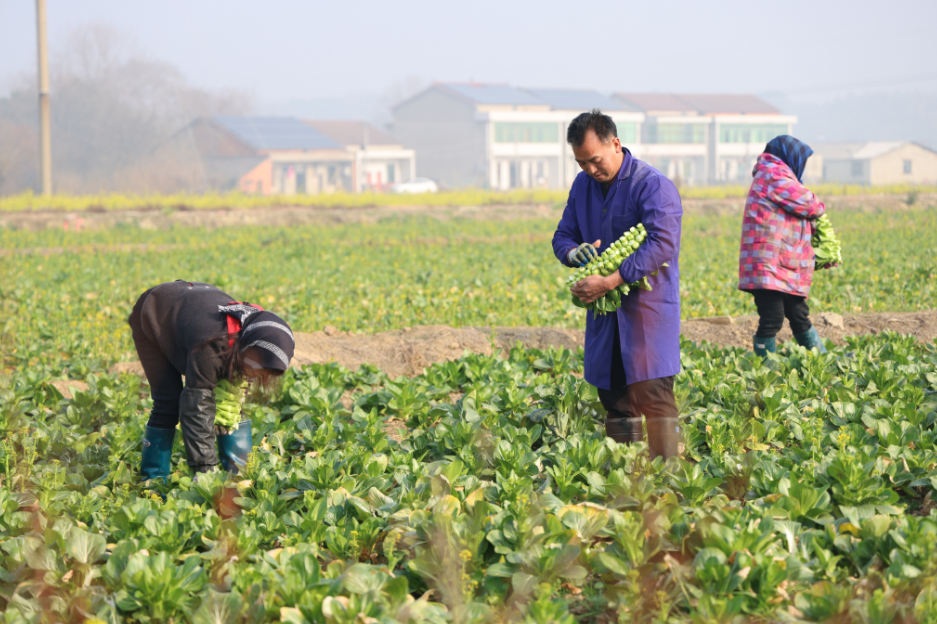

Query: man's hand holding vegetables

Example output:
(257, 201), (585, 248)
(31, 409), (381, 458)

(552, 110), (683, 460)
(570, 251), (628, 304)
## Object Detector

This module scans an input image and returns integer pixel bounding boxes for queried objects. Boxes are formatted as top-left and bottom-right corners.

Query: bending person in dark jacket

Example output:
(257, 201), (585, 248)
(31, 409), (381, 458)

(128, 280), (295, 479)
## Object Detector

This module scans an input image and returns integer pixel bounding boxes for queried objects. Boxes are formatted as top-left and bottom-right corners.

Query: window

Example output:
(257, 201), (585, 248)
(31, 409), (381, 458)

(618, 122), (637, 144)
(387, 163), (395, 183)
(851, 161), (864, 177)
(647, 123), (706, 144)
(718, 124), (788, 144)
(493, 122), (559, 143)
(904, 159), (913, 174)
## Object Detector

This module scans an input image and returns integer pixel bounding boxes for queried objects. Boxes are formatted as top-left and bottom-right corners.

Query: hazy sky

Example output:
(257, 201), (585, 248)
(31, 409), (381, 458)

(2, 0), (936, 106)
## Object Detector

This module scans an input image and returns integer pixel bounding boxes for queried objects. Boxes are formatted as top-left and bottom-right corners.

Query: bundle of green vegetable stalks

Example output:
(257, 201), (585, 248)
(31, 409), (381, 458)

(566, 223), (666, 315)
(812, 213), (843, 268)
(214, 379), (247, 430)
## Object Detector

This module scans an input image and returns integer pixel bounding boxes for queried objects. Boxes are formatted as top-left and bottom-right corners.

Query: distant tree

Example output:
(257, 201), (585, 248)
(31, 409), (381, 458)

(382, 75), (427, 110)
(0, 22), (254, 194)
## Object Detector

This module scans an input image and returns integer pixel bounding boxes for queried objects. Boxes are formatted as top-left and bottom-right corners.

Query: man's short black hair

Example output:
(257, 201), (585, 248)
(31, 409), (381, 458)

(567, 109), (618, 147)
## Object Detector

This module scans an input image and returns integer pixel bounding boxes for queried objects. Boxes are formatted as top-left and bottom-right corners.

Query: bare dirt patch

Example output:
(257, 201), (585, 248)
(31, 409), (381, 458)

(682, 309), (937, 350)
(4, 193), (934, 232)
(51, 380), (90, 399)
(0, 203), (560, 232)
(105, 310), (937, 382)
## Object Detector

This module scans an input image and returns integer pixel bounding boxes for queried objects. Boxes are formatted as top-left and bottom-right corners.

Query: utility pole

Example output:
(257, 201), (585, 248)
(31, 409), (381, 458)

(36, 0), (52, 196)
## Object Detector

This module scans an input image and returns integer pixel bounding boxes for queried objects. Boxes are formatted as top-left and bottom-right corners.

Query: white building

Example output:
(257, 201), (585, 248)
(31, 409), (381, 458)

(391, 83), (644, 190)
(813, 141), (937, 185)
(613, 93), (797, 185)
(305, 120), (416, 192)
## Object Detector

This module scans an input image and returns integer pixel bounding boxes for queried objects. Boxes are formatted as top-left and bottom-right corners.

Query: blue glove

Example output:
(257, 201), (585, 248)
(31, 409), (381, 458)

(568, 242), (599, 267)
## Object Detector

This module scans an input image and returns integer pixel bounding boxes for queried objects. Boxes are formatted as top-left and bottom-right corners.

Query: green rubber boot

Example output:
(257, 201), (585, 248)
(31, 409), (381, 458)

(793, 326), (827, 353)
(753, 335), (777, 358)
(140, 426), (176, 481)
(217, 420), (252, 474)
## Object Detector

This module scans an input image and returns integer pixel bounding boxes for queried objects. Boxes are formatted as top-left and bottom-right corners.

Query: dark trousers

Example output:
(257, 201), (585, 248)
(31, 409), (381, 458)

(598, 319), (678, 423)
(129, 288), (183, 430)
(750, 289), (812, 338)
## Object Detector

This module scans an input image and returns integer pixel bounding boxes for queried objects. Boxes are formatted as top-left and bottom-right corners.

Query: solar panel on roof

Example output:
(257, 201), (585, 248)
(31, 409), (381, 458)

(213, 116), (342, 150)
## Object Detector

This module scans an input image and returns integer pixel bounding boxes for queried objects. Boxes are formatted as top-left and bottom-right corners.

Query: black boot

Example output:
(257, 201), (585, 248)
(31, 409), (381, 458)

(646, 417), (681, 460)
(605, 417), (643, 445)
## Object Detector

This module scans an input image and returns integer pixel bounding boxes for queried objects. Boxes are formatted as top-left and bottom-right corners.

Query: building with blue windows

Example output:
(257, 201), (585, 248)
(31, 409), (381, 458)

(390, 83), (643, 190)
(390, 84), (796, 188)
(613, 93), (796, 185)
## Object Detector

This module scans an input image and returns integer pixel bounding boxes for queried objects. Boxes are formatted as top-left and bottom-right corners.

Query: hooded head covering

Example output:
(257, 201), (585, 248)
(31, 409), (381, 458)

(764, 135), (813, 182)
(238, 310), (295, 372)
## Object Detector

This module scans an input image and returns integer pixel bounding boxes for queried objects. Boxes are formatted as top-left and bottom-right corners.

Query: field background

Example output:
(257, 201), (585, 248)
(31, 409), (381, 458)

(2, 193), (937, 622)
(1, 200), (935, 377)
(1, 184), (935, 212)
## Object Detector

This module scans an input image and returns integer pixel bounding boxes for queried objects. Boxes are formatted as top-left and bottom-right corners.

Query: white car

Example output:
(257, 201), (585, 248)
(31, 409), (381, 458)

(390, 177), (438, 194)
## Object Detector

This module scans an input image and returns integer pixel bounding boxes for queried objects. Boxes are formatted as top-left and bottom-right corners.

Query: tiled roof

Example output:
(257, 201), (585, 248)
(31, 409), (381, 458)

(677, 94), (779, 115)
(440, 83), (545, 106)
(305, 120), (399, 147)
(813, 141), (908, 160)
(852, 141), (907, 159)
(614, 93), (697, 113)
(522, 88), (626, 112)
(213, 116), (342, 151)
(613, 93), (779, 115)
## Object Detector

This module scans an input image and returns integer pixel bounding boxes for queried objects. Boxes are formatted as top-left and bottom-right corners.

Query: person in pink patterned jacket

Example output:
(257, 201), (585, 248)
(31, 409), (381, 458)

(738, 135), (827, 356)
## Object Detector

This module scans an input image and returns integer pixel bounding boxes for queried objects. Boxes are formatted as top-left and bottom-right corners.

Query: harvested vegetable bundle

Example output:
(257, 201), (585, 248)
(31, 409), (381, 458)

(566, 224), (663, 316)
(812, 214), (842, 268)
(214, 379), (247, 430)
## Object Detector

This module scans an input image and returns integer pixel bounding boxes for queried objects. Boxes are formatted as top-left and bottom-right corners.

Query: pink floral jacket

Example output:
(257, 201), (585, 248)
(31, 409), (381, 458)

(738, 153), (826, 297)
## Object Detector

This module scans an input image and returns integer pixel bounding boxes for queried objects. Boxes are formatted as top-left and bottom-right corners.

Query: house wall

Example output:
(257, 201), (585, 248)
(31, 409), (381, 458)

(353, 148), (417, 191)
(870, 144), (937, 185)
(269, 152), (353, 194)
(483, 111), (643, 189)
(824, 158), (869, 184)
(238, 159), (272, 194)
(391, 90), (484, 188)
(710, 115), (796, 184)
(802, 154), (824, 185)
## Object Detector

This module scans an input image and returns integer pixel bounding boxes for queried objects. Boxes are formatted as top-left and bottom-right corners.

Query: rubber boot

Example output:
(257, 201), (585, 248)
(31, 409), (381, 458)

(646, 418), (681, 461)
(793, 326), (827, 354)
(216, 420), (252, 474)
(605, 417), (644, 445)
(753, 335), (777, 358)
(140, 426), (175, 481)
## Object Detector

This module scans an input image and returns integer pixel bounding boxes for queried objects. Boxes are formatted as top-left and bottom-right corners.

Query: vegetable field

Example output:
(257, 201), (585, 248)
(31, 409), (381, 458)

(2, 336), (937, 622)
(1, 204), (937, 622)
(1, 208), (936, 377)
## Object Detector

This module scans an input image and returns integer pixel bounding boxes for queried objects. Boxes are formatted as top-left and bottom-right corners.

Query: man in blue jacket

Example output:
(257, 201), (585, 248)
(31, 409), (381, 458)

(552, 109), (683, 459)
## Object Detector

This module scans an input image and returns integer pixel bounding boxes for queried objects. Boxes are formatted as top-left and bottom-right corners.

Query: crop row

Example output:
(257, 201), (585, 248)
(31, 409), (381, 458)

(1, 184), (933, 213)
(1, 334), (936, 622)
(2, 208), (936, 377)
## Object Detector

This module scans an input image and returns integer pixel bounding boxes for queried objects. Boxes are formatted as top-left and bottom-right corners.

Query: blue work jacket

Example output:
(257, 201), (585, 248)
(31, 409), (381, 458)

(552, 150), (683, 389)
